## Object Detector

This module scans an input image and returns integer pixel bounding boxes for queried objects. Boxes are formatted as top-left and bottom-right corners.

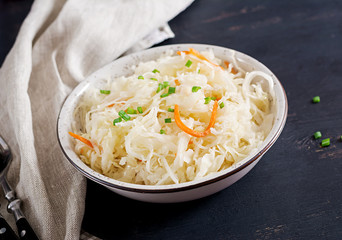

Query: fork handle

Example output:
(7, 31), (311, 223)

(5, 194), (39, 240)
(0, 216), (18, 240)
(16, 218), (39, 240)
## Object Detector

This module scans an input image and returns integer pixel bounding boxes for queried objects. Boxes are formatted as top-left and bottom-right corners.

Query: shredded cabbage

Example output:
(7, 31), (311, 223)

(72, 49), (275, 185)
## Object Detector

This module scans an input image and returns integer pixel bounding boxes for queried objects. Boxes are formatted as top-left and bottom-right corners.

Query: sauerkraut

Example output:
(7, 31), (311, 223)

(70, 48), (275, 185)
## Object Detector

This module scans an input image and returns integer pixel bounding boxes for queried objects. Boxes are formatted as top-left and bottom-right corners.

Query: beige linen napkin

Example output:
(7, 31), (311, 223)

(0, 0), (193, 239)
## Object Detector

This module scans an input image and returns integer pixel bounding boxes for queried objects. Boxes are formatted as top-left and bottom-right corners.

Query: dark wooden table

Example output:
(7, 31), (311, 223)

(2, 0), (342, 239)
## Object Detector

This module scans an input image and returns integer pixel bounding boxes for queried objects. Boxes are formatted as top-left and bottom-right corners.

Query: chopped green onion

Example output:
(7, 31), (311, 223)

(185, 60), (193, 67)
(211, 97), (217, 100)
(168, 108), (174, 112)
(168, 87), (176, 94)
(192, 86), (201, 92)
(152, 69), (160, 73)
(219, 102), (225, 109)
(321, 138), (330, 147)
(150, 78), (158, 81)
(126, 107), (137, 114)
(138, 75), (144, 79)
(156, 83), (164, 93)
(312, 96), (320, 103)
(204, 97), (211, 104)
(198, 69), (201, 74)
(160, 93), (169, 98)
(118, 110), (131, 121)
(100, 90), (111, 94)
(160, 129), (166, 134)
(163, 81), (170, 88)
(165, 118), (172, 123)
(137, 106), (143, 113)
(313, 131), (322, 139)
(113, 117), (122, 126)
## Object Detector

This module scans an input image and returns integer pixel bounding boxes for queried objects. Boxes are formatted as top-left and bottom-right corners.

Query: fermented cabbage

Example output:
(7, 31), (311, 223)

(71, 48), (275, 185)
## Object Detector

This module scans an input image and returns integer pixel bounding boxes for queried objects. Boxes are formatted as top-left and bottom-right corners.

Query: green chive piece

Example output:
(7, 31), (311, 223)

(113, 117), (122, 126)
(156, 83), (164, 93)
(138, 75), (144, 79)
(163, 81), (170, 88)
(198, 69), (201, 74)
(137, 106), (143, 113)
(192, 86), (201, 92)
(160, 93), (169, 98)
(185, 60), (193, 68)
(219, 102), (225, 109)
(160, 129), (166, 134)
(165, 118), (172, 123)
(321, 138), (330, 147)
(168, 87), (176, 94)
(168, 108), (174, 112)
(126, 107), (137, 114)
(152, 69), (160, 73)
(211, 97), (217, 100)
(312, 96), (320, 103)
(100, 90), (111, 94)
(150, 78), (158, 81)
(118, 110), (131, 121)
(204, 97), (211, 104)
(313, 131), (322, 139)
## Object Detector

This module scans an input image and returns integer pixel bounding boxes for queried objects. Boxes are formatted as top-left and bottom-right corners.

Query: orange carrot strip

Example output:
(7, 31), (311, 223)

(224, 60), (238, 74)
(107, 102), (125, 108)
(188, 48), (224, 70)
(69, 132), (93, 148)
(178, 48), (224, 70)
(205, 100), (218, 131)
(174, 101), (218, 138)
(188, 48), (211, 62)
(177, 50), (190, 55)
(174, 79), (181, 86)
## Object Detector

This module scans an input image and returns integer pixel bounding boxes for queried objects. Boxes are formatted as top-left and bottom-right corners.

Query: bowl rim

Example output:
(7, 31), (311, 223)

(57, 43), (288, 193)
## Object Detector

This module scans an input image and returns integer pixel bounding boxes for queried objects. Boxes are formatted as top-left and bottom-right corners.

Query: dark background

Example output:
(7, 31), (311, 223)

(1, 0), (342, 239)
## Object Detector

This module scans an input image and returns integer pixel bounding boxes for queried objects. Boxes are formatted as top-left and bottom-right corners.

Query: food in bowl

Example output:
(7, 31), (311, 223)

(69, 48), (275, 185)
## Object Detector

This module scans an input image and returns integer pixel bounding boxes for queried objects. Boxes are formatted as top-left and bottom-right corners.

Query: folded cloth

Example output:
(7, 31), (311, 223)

(0, 0), (193, 239)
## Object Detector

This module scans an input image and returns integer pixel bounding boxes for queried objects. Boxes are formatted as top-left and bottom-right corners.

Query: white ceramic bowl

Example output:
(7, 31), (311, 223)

(57, 44), (287, 203)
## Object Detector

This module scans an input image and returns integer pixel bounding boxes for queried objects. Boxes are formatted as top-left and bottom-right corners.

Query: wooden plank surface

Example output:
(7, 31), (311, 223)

(1, 0), (342, 239)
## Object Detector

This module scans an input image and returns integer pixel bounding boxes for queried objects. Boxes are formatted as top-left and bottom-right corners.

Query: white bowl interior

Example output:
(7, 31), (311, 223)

(57, 44), (287, 192)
